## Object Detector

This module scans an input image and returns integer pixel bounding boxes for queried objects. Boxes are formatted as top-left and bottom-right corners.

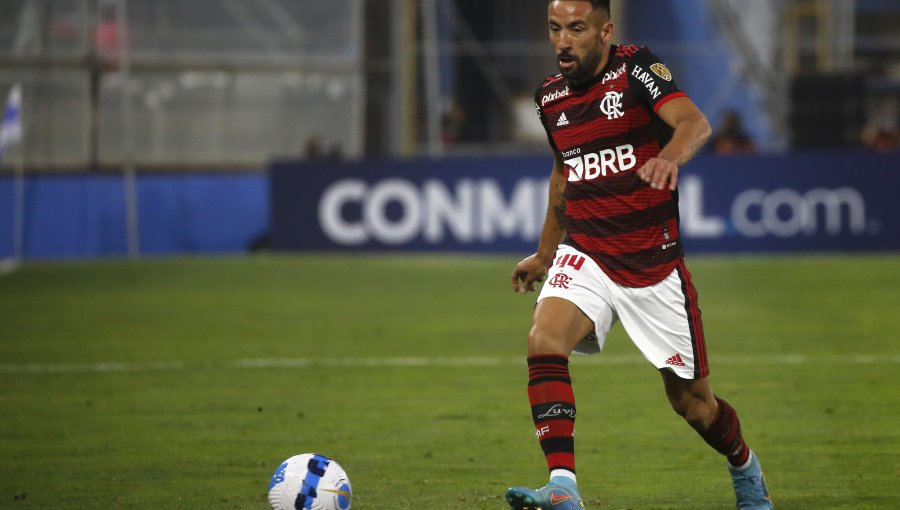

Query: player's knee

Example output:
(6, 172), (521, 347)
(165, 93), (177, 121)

(671, 397), (715, 430)
(527, 324), (569, 357)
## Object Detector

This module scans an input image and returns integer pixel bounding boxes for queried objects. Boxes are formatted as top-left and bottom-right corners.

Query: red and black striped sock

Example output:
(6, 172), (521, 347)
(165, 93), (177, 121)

(701, 396), (751, 467)
(527, 355), (576, 476)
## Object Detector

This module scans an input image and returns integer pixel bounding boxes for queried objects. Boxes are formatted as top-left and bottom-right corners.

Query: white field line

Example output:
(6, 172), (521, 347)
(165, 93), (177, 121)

(2, 354), (900, 374)
(0, 361), (187, 374)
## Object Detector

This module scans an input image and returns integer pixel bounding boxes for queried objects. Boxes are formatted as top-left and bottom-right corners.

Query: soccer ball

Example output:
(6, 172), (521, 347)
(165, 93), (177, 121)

(268, 453), (352, 510)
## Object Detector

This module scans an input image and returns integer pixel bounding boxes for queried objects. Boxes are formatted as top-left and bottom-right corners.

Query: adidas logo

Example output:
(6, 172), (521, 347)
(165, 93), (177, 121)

(556, 112), (569, 127)
(665, 353), (686, 367)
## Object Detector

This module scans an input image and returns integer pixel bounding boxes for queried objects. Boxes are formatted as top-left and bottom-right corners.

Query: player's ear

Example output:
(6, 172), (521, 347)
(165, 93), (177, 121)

(602, 21), (615, 43)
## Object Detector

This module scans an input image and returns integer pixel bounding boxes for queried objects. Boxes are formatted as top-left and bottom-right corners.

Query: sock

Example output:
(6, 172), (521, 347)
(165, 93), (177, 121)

(550, 473), (578, 493)
(527, 355), (576, 477)
(700, 396), (751, 467)
(731, 451), (754, 471)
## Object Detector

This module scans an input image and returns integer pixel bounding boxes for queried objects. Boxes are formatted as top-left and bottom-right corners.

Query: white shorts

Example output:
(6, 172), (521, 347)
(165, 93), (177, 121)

(537, 244), (710, 379)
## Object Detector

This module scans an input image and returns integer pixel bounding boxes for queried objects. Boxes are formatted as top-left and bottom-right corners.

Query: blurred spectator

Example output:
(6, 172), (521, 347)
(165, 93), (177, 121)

(511, 92), (549, 144)
(304, 135), (342, 161)
(862, 125), (899, 152)
(441, 96), (467, 145)
(47, 3), (122, 68)
(95, 5), (121, 63)
(709, 110), (756, 155)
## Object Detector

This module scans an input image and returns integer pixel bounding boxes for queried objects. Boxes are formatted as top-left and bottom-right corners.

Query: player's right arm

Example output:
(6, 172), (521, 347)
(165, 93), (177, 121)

(511, 152), (566, 294)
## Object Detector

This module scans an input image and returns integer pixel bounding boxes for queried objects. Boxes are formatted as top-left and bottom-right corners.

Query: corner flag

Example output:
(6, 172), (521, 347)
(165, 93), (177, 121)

(0, 84), (23, 163)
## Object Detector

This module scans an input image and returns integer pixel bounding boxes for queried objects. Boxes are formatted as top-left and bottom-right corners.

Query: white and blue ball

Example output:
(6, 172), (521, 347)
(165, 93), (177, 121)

(268, 453), (352, 510)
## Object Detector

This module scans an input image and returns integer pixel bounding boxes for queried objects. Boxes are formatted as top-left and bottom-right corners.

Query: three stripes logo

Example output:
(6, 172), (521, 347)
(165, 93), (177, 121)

(556, 112), (570, 127)
(665, 353), (687, 367)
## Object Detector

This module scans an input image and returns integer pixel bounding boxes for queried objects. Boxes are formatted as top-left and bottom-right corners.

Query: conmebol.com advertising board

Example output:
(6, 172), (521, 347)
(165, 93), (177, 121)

(269, 152), (899, 254)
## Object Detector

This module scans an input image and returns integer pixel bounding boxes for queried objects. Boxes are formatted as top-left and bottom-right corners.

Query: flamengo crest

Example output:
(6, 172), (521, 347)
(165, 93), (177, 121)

(548, 273), (572, 289)
(599, 91), (624, 120)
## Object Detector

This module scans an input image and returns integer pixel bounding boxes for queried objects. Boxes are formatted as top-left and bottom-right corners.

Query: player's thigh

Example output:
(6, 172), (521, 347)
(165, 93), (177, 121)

(532, 245), (617, 356)
(528, 297), (596, 356)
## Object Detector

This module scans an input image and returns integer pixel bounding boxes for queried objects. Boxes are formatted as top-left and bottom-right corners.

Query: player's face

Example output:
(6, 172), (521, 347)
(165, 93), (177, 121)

(548, 1), (614, 84)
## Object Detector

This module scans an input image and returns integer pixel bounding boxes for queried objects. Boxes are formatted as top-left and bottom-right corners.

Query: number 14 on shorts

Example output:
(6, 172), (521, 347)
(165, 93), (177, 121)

(556, 254), (586, 271)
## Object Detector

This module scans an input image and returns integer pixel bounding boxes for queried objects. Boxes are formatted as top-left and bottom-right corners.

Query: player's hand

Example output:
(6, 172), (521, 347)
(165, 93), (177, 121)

(511, 253), (551, 294)
(637, 157), (679, 191)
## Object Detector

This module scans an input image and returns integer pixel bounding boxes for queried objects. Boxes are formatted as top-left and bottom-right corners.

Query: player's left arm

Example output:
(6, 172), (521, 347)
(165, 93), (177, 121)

(637, 97), (711, 191)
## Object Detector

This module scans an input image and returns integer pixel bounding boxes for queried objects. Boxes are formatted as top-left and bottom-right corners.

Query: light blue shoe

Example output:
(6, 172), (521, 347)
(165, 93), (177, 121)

(729, 451), (773, 509)
(505, 478), (584, 509)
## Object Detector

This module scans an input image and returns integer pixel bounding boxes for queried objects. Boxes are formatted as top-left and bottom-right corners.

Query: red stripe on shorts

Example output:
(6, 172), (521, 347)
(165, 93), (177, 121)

(676, 260), (709, 378)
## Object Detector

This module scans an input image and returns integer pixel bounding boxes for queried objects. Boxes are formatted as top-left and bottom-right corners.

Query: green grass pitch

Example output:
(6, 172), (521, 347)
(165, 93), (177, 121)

(1, 254), (899, 509)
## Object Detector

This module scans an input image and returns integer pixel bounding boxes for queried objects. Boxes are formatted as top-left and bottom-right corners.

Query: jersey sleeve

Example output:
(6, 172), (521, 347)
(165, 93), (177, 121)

(533, 86), (559, 151)
(627, 47), (687, 114)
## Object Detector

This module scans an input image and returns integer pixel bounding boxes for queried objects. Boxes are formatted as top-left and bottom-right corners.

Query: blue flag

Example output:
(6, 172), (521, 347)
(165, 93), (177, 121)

(0, 84), (22, 163)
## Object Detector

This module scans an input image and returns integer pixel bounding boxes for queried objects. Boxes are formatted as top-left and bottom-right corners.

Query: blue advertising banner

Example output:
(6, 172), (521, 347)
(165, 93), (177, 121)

(270, 157), (552, 253)
(0, 172), (267, 259)
(676, 152), (897, 252)
(270, 152), (900, 254)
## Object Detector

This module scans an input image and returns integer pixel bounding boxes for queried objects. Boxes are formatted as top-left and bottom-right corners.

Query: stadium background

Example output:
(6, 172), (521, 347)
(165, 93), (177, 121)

(1, 1), (899, 509)
(0, 0), (898, 258)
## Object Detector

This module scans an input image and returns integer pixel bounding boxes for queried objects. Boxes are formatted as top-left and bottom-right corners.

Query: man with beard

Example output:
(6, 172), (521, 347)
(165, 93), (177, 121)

(505, 2), (773, 509)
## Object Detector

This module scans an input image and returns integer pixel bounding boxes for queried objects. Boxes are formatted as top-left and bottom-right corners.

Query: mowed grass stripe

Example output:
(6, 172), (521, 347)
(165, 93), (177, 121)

(3, 353), (900, 374)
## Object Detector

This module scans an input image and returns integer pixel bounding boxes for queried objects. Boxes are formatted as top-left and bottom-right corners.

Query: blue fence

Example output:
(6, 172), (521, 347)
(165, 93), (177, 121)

(1, 152), (897, 260)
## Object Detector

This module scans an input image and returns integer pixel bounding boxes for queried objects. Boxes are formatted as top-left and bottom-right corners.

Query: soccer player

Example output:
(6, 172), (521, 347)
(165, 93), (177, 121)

(506, 1), (773, 509)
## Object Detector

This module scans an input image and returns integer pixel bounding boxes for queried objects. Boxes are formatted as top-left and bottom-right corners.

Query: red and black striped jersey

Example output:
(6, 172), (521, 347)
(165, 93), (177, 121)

(535, 44), (688, 287)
